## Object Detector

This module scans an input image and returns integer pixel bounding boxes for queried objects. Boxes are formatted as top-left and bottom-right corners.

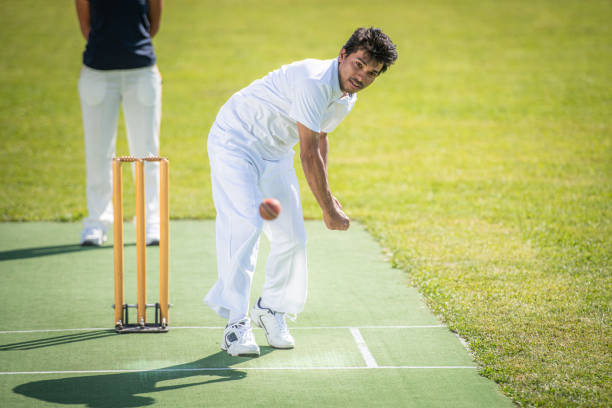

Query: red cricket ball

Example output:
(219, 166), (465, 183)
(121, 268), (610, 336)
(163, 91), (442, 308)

(259, 198), (281, 220)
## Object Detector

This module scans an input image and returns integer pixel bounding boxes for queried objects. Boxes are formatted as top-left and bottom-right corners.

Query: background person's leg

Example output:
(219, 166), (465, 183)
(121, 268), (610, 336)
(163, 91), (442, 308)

(122, 66), (162, 243)
(78, 66), (122, 244)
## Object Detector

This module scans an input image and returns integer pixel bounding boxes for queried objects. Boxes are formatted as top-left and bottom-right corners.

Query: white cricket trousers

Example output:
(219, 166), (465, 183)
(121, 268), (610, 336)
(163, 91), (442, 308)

(78, 65), (162, 232)
(204, 126), (308, 320)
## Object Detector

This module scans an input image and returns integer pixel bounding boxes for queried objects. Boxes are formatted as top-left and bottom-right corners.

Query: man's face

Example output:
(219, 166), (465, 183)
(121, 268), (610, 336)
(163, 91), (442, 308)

(337, 48), (383, 94)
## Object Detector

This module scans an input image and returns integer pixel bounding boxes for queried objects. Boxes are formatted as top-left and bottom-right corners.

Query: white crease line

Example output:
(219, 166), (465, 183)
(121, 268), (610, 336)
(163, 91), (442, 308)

(350, 328), (378, 368)
(175, 325), (445, 330)
(0, 325), (445, 334)
(0, 366), (477, 375)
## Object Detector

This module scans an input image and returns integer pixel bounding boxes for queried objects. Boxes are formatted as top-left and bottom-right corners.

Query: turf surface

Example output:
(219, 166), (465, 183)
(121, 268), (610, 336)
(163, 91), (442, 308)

(0, 221), (512, 407)
(2, 1), (610, 405)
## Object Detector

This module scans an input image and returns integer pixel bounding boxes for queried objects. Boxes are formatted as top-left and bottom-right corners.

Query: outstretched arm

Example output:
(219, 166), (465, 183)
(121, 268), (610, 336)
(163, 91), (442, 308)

(298, 123), (349, 230)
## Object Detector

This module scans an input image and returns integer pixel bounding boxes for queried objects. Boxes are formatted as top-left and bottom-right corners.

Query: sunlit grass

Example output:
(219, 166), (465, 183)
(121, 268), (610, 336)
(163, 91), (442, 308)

(1, 0), (610, 406)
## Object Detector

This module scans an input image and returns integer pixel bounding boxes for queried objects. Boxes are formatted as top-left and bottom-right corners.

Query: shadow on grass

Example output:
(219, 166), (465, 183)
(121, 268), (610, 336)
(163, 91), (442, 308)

(0, 330), (116, 351)
(13, 348), (275, 407)
(0, 243), (136, 261)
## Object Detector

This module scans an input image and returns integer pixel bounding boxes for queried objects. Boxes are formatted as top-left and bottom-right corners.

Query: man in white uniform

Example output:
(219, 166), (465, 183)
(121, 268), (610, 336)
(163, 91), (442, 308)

(205, 27), (398, 356)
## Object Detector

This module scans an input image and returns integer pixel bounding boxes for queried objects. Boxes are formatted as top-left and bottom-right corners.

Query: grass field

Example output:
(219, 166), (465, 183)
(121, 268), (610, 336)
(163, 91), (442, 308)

(1, 0), (611, 406)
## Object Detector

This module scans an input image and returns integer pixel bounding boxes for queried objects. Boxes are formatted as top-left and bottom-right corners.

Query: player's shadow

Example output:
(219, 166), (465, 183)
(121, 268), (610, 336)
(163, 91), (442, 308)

(0, 330), (115, 351)
(0, 243), (133, 261)
(13, 348), (275, 407)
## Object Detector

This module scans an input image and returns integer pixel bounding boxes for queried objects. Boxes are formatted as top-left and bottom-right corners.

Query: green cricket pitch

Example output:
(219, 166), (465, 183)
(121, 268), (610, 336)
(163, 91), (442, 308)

(0, 221), (513, 407)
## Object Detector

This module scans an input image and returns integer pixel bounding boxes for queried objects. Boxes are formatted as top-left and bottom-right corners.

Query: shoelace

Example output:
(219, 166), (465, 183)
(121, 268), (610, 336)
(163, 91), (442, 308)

(229, 319), (253, 341)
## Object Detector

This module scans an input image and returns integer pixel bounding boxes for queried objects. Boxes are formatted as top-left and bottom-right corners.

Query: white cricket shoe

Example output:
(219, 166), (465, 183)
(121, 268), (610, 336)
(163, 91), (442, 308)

(146, 224), (160, 246)
(221, 318), (260, 357)
(80, 226), (107, 246)
(250, 298), (295, 349)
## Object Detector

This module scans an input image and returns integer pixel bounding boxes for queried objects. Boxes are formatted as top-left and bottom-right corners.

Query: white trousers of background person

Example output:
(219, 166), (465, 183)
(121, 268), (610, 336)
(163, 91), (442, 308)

(204, 126), (308, 321)
(78, 65), (162, 235)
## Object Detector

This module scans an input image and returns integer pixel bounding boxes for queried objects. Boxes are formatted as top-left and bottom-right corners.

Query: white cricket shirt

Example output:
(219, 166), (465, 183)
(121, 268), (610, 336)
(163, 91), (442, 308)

(213, 57), (357, 160)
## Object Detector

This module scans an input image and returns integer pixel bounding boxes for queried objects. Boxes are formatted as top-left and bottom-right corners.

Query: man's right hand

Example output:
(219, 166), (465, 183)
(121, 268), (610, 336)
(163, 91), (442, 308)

(323, 199), (350, 230)
(297, 122), (350, 231)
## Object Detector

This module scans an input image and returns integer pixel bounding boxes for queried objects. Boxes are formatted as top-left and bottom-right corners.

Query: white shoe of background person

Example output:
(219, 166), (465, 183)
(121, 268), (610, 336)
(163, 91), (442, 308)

(80, 226), (107, 246)
(145, 223), (160, 246)
(221, 318), (260, 357)
(251, 298), (295, 349)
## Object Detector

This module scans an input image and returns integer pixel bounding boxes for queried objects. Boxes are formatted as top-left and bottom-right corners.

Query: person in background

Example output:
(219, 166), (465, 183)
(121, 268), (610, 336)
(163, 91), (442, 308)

(75, 0), (163, 246)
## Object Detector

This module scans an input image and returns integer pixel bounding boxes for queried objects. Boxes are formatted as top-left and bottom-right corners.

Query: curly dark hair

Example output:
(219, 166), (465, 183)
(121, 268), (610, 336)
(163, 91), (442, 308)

(342, 27), (398, 74)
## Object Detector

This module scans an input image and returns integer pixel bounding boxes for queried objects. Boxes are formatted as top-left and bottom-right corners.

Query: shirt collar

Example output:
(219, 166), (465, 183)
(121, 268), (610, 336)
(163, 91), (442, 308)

(330, 57), (344, 100)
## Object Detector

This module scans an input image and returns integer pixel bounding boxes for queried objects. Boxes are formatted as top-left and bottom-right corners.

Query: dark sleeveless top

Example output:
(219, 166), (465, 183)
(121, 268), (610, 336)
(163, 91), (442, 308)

(83, 0), (156, 70)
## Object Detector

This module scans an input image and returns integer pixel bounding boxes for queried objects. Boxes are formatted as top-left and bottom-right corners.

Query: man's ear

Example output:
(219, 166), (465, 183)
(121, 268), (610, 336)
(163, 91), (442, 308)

(339, 48), (347, 62)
